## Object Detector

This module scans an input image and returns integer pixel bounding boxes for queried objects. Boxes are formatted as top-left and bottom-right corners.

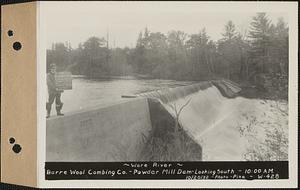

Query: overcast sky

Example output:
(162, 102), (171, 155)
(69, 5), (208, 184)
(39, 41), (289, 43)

(41, 1), (288, 49)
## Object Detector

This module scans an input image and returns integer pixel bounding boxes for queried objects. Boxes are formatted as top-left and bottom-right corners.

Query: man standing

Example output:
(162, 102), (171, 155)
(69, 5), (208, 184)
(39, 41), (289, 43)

(46, 63), (64, 118)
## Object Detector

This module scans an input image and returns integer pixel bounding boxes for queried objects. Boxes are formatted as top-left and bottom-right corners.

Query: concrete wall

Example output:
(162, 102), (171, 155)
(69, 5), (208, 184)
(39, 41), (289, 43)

(46, 79), (239, 162)
(143, 98), (202, 161)
(46, 98), (152, 162)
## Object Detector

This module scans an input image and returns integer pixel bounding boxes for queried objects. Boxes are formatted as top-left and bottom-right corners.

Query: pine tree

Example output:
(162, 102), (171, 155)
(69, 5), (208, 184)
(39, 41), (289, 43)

(248, 13), (273, 74)
(274, 18), (288, 74)
(217, 21), (243, 80)
(222, 20), (238, 41)
(136, 31), (143, 47)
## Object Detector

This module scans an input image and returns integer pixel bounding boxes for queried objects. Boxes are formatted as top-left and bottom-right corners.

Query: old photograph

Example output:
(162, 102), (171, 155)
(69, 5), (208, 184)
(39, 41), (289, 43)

(42, 1), (291, 179)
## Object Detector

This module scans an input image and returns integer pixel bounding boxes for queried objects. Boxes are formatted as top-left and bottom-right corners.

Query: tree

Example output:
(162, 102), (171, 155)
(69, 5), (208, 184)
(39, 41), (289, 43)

(166, 30), (188, 79)
(46, 13), (288, 93)
(186, 28), (214, 79)
(133, 29), (149, 74)
(133, 29), (170, 77)
(81, 37), (110, 77)
(146, 32), (169, 78)
(217, 21), (244, 80)
(47, 42), (71, 72)
(271, 18), (289, 74)
(248, 13), (273, 74)
(109, 47), (133, 76)
(222, 20), (238, 41)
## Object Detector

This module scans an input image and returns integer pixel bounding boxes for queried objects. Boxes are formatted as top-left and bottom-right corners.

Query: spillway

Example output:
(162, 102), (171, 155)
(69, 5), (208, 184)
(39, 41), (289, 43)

(47, 79), (288, 162)
(138, 80), (287, 161)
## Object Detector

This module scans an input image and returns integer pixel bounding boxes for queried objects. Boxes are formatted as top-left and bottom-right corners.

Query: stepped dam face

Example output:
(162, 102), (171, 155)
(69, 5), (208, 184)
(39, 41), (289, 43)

(47, 79), (288, 162)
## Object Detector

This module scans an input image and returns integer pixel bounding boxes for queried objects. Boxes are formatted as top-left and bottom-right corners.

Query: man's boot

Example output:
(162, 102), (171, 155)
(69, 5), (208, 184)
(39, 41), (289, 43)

(46, 103), (51, 118)
(56, 103), (64, 116)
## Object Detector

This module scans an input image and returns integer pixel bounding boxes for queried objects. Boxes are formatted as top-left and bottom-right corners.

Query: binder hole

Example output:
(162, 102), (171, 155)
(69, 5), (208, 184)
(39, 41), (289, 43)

(8, 30), (13, 37)
(9, 137), (15, 144)
(13, 42), (22, 51)
(12, 144), (22, 154)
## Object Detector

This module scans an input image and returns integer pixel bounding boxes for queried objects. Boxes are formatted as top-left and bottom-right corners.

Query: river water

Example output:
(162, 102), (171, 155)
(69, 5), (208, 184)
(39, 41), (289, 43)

(57, 77), (288, 161)
(60, 78), (194, 113)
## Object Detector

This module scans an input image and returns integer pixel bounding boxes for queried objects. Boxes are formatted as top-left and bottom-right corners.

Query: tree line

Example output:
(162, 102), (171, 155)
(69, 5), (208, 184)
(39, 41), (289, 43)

(47, 13), (288, 97)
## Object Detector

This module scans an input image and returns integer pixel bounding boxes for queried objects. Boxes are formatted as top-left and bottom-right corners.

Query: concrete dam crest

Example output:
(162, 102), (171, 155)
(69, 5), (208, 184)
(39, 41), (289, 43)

(46, 80), (241, 162)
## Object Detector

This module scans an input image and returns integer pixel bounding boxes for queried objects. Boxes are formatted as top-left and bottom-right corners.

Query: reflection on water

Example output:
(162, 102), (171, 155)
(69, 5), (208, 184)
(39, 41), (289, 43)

(60, 78), (194, 113)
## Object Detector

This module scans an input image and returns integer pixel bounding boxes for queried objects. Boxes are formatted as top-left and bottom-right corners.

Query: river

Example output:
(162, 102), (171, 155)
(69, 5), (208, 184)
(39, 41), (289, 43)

(56, 77), (288, 161)
(60, 77), (194, 113)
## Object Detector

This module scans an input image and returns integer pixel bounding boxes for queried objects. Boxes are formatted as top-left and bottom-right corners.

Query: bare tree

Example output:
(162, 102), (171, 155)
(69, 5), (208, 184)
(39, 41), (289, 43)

(167, 98), (192, 160)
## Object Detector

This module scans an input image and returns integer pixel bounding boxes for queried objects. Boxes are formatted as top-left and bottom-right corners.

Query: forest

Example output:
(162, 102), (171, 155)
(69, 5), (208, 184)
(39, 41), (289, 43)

(47, 13), (288, 99)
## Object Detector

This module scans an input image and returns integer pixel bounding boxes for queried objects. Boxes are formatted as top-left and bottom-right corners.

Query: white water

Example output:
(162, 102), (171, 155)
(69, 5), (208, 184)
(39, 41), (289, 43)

(144, 84), (288, 161)
(60, 78), (194, 113)
(60, 78), (288, 161)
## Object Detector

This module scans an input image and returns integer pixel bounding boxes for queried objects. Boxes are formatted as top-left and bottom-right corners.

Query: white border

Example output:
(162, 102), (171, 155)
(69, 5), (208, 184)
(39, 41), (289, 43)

(37, 1), (298, 188)
(37, 1), (47, 188)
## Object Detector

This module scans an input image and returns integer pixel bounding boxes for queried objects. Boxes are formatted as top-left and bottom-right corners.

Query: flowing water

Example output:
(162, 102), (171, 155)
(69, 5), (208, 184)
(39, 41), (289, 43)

(57, 77), (288, 161)
(60, 77), (194, 113)
(139, 81), (288, 161)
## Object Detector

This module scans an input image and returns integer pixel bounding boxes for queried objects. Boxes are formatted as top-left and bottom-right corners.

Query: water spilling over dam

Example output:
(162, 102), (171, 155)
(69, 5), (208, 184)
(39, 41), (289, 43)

(46, 79), (288, 162)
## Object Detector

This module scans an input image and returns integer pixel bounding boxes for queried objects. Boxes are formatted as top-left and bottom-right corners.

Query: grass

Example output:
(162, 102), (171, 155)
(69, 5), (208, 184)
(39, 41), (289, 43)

(138, 98), (202, 161)
(239, 100), (288, 161)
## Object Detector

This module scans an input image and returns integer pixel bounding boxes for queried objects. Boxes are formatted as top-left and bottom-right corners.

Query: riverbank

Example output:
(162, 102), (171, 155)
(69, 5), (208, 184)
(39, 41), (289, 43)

(238, 85), (288, 101)
(52, 78), (288, 161)
(72, 74), (287, 100)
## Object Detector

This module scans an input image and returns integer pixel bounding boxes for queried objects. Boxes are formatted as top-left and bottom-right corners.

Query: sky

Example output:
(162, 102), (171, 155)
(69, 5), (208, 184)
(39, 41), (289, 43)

(41, 1), (289, 49)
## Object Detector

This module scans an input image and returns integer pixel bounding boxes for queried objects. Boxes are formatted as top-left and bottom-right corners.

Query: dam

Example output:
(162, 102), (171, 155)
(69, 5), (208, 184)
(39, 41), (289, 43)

(46, 79), (288, 162)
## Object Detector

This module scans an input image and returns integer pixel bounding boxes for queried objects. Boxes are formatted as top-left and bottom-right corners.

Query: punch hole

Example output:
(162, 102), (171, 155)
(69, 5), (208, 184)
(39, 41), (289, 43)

(9, 137), (15, 144)
(12, 144), (22, 154)
(13, 41), (22, 51)
(8, 30), (13, 37)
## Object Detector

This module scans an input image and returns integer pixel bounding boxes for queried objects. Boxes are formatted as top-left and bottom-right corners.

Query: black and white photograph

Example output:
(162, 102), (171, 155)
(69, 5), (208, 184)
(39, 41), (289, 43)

(39, 1), (297, 187)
